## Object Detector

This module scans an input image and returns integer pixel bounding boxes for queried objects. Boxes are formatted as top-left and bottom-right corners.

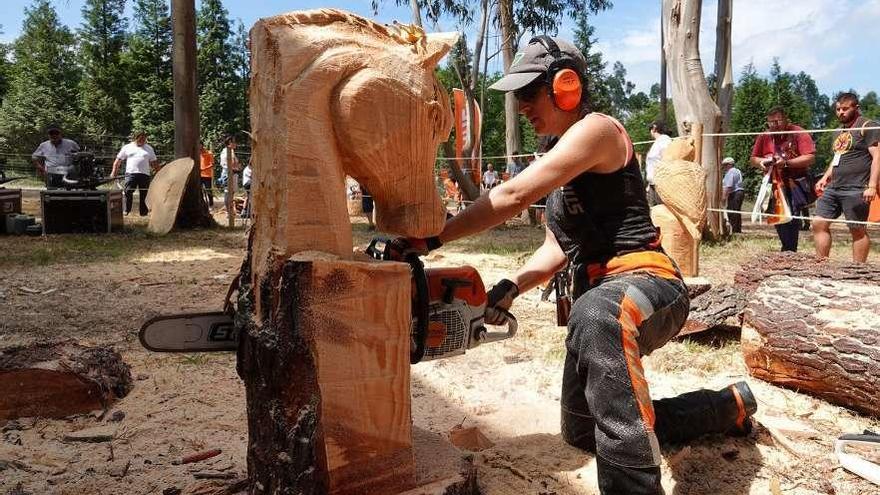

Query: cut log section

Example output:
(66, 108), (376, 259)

(147, 157), (194, 235)
(237, 255), (415, 494)
(0, 341), (132, 420)
(737, 253), (880, 416)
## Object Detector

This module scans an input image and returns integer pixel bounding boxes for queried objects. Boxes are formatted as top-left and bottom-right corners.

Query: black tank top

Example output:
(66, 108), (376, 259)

(545, 117), (659, 267)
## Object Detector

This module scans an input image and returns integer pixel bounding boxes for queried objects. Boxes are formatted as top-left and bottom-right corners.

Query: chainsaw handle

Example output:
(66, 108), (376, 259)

(478, 310), (518, 344)
(835, 433), (880, 486)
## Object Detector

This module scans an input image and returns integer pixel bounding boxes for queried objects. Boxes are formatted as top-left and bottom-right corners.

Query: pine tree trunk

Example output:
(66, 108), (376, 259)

(736, 253), (880, 417)
(171, 0), (214, 229)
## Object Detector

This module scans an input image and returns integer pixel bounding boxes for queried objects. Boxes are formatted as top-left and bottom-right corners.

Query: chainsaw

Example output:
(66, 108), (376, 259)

(139, 238), (517, 364)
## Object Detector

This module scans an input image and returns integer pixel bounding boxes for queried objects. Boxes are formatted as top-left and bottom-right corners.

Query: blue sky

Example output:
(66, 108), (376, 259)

(2, 0), (878, 98)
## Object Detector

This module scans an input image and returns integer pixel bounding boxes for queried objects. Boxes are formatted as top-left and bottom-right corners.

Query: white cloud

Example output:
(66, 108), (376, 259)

(589, 0), (879, 96)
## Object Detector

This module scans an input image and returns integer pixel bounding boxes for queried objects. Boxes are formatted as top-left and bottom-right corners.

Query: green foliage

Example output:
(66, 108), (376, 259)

(862, 91), (880, 120)
(572, 11), (612, 114)
(0, 0), (82, 153)
(727, 64), (770, 194)
(78, 0), (130, 137)
(197, 0), (246, 149)
(127, 0), (174, 150)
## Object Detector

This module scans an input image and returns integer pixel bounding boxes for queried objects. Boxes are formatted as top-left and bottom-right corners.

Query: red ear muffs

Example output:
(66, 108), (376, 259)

(552, 68), (582, 111)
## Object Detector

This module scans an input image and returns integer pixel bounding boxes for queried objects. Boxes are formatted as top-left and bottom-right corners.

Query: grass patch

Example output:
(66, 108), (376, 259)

(0, 223), (246, 269)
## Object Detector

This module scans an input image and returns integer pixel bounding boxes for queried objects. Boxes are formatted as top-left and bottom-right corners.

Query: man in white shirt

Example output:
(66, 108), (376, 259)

(645, 121), (672, 206)
(721, 157), (745, 233)
(482, 163), (498, 190)
(31, 125), (80, 189)
(111, 131), (158, 216)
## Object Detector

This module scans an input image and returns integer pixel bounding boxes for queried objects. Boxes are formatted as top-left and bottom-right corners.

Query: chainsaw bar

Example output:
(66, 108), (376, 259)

(139, 312), (237, 352)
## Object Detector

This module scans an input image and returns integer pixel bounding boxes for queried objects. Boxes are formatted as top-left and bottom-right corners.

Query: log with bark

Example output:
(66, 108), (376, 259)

(735, 252), (880, 416)
(0, 341), (132, 420)
(681, 284), (747, 337)
(239, 10), (470, 494)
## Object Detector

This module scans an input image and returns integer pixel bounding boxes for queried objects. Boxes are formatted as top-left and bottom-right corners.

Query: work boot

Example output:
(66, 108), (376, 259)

(596, 456), (664, 495)
(653, 381), (757, 446)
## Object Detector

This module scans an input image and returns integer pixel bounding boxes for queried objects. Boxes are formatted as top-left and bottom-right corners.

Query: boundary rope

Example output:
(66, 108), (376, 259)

(709, 207), (880, 227)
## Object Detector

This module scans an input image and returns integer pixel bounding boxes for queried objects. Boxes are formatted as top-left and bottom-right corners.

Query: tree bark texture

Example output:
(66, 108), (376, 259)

(681, 284), (746, 336)
(0, 341), (132, 421)
(171, 0), (213, 229)
(735, 253), (880, 416)
(662, 0), (722, 236)
(237, 251), (415, 494)
(497, 0), (522, 162)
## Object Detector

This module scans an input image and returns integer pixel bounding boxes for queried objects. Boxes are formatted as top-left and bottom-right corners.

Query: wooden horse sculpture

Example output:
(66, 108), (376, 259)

(650, 137), (707, 277)
(238, 9), (465, 495)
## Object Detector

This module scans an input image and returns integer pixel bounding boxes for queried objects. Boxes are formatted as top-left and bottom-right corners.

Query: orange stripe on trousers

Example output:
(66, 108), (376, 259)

(619, 296), (655, 430)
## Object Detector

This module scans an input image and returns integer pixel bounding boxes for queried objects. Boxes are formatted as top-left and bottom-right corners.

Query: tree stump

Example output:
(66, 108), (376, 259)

(0, 341), (132, 420)
(236, 251), (416, 494)
(736, 253), (880, 416)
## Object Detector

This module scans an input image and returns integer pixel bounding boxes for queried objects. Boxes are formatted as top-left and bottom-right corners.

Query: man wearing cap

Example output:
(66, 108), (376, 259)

(645, 121), (672, 206)
(721, 157), (745, 233)
(385, 36), (756, 495)
(31, 126), (80, 189)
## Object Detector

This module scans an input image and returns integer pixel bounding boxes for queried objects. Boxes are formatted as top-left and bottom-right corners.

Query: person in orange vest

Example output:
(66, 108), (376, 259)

(199, 143), (215, 207)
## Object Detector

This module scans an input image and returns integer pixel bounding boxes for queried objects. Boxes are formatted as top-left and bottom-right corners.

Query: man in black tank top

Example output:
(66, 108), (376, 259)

(388, 36), (757, 495)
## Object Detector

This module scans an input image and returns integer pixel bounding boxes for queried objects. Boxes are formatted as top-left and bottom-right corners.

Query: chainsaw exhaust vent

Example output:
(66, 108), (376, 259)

(422, 304), (468, 360)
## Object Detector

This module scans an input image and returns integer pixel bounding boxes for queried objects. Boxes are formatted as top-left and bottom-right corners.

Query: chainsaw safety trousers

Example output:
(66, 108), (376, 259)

(560, 272), (757, 495)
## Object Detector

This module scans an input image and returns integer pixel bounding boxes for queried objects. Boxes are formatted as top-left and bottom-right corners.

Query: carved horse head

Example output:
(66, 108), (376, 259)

(249, 9), (456, 264)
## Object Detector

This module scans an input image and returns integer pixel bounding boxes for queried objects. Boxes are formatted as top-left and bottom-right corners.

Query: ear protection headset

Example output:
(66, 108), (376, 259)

(529, 35), (583, 112)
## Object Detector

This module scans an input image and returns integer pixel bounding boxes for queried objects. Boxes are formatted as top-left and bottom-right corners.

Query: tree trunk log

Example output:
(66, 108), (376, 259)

(681, 284), (747, 337)
(736, 253), (880, 416)
(498, 0), (521, 162)
(236, 249), (416, 494)
(171, 0), (214, 229)
(0, 341), (132, 421)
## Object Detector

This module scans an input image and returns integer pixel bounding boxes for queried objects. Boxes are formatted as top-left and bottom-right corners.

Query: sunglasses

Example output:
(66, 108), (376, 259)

(514, 81), (546, 102)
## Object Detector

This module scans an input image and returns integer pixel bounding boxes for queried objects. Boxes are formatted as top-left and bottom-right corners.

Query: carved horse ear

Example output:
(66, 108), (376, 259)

(421, 32), (459, 68)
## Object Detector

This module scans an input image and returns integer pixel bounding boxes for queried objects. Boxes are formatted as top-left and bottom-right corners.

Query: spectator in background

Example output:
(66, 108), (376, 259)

(644, 120), (672, 206)
(32, 125), (80, 189)
(482, 163), (498, 190)
(506, 152), (522, 180)
(813, 93), (879, 263)
(750, 106), (815, 252)
(721, 157), (745, 233)
(199, 142), (215, 207)
(219, 135), (240, 207)
(240, 159), (253, 218)
(111, 131), (158, 216)
(360, 184), (375, 230)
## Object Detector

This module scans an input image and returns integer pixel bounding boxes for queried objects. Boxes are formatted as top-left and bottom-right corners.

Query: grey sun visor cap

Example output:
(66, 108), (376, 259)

(488, 72), (544, 92)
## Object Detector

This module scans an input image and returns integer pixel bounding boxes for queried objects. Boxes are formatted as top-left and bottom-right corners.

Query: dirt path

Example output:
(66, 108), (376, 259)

(1, 218), (879, 495)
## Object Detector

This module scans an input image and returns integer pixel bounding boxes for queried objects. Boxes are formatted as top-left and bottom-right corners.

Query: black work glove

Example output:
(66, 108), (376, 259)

(386, 236), (443, 261)
(485, 278), (519, 325)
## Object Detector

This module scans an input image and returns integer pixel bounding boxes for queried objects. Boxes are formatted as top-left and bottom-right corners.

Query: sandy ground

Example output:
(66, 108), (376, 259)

(1, 203), (880, 495)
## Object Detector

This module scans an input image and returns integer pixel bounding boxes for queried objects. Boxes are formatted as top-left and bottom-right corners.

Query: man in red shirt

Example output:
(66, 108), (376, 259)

(750, 106), (816, 251)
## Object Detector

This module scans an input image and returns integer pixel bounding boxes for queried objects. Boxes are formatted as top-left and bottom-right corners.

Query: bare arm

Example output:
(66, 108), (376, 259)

(32, 157), (46, 176)
(437, 115), (628, 245)
(508, 227), (568, 294)
(865, 145), (879, 202)
(779, 153), (814, 170)
(110, 158), (122, 178)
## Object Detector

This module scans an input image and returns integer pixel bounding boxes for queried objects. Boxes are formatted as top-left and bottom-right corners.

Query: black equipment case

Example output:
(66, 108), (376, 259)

(41, 190), (123, 234)
(0, 188), (23, 234)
